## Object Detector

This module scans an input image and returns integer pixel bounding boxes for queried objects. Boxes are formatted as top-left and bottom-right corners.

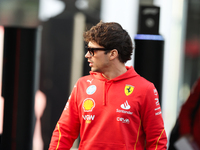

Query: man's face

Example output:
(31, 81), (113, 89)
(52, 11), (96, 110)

(85, 41), (110, 73)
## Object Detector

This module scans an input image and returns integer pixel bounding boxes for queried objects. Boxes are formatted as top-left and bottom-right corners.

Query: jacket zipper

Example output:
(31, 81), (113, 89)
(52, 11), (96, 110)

(103, 81), (113, 106)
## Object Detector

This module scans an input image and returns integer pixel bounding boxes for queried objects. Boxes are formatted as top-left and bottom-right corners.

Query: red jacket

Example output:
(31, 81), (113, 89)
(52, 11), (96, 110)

(179, 78), (200, 148)
(49, 66), (167, 150)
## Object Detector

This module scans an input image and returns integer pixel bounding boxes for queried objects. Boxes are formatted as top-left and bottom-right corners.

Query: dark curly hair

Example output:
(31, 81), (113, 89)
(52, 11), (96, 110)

(83, 21), (133, 63)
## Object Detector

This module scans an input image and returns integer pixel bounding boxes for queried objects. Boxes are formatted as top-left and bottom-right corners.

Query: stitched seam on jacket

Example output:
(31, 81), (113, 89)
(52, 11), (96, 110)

(56, 123), (61, 150)
(155, 128), (165, 150)
(134, 120), (141, 150)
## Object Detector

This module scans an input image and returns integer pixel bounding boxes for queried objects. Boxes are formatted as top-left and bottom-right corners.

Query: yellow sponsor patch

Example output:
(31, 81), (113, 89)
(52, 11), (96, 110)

(82, 98), (95, 112)
(124, 85), (134, 96)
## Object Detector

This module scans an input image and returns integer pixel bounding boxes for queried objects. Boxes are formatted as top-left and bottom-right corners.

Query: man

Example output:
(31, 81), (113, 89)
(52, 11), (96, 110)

(49, 21), (167, 150)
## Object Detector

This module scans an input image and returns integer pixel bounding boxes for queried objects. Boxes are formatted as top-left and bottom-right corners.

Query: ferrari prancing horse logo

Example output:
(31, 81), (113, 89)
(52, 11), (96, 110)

(124, 85), (134, 96)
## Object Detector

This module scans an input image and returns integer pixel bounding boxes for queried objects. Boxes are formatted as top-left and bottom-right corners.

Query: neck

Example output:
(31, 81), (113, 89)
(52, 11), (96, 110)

(102, 63), (127, 80)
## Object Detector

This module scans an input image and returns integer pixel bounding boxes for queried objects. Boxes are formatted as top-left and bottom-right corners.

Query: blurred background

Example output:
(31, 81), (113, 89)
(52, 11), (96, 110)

(0, 0), (199, 149)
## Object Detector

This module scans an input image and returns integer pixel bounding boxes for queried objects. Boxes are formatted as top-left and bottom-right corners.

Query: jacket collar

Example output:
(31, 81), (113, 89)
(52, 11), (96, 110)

(90, 66), (138, 82)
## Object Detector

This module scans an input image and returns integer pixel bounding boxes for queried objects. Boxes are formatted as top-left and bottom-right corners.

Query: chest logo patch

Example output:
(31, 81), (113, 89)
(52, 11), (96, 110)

(124, 85), (134, 96)
(121, 100), (131, 110)
(82, 98), (95, 112)
(86, 85), (96, 95)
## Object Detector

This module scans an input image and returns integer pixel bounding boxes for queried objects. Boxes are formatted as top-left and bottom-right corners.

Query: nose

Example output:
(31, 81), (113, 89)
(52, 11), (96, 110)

(85, 51), (91, 58)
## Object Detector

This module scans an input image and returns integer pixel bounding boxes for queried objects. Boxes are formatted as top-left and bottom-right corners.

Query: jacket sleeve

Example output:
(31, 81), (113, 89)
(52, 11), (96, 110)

(179, 78), (200, 135)
(49, 83), (80, 150)
(140, 83), (167, 150)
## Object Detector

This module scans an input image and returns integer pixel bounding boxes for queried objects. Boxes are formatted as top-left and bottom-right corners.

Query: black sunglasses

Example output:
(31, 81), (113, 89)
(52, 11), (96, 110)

(85, 46), (111, 56)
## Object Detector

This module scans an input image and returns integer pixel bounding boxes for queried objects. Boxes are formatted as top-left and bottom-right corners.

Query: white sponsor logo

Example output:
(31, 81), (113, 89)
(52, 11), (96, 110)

(155, 107), (160, 111)
(121, 100), (131, 110)
(155, 98), (160, 106)
(116, 117), (130, 124)
(154, 89), (158, 95)
(86, 85), (96, 95)
(87, 79), (93, 84)
(82, 115), (95, 123)
(82, 115), (95, 120)
(117, 100), (133, 115)
(155, 111), (161, 115)
(116, 109), (133, 115)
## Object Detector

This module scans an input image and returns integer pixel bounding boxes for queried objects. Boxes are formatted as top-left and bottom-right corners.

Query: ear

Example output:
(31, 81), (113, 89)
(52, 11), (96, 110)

(109, 49), (119, 60)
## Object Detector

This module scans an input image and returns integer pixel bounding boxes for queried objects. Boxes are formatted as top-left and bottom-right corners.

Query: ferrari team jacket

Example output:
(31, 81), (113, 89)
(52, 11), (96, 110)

(49, 66), (167, 150)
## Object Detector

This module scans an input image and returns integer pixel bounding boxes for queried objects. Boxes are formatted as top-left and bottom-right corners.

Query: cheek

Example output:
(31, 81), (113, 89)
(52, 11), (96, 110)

(93, 54), (109, 67)
(103, 57), (110, 65)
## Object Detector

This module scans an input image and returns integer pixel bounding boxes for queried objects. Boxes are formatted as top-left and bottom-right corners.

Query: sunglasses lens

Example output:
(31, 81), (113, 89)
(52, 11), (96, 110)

(87, 48), (94, 56)
(86, 47), (108, 56)
(89, 50), (93, 56)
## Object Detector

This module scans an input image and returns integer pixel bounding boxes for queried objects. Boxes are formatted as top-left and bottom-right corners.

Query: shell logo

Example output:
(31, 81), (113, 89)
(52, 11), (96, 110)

(82, 98), (95, 112)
